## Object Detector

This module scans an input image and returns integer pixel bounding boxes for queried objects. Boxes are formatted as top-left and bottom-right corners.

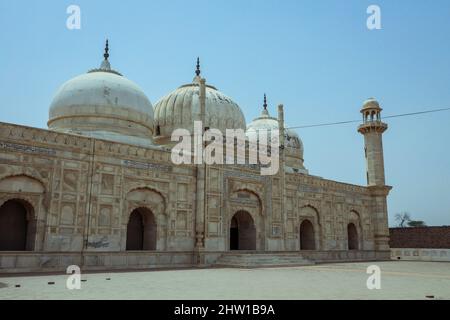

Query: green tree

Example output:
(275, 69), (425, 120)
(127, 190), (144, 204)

(407, 220), (426, 227)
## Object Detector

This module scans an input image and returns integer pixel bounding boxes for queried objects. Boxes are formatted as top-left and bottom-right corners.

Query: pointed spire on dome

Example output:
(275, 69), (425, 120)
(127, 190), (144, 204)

(100, 38), (112, 71)
(88, 39), (122, 76)
(104, 39), (110, 60)
(192, 57), (203, 84)
(261, 93), (269, 116)
(195, 57), (201, 77)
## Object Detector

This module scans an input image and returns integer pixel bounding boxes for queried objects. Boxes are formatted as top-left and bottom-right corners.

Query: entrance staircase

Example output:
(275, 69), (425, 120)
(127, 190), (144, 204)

(214, 252), (315, 268)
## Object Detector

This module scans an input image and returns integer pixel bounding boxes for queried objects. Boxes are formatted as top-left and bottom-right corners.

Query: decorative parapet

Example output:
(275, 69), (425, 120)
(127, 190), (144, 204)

(0, 121), (92, 152)
(0, 121), (179, 165)
(285, 171), (369, 195)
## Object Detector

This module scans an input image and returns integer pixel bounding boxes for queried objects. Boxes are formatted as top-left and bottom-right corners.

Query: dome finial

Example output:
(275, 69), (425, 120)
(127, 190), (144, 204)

(89, 38), (121, 75)
(104, 39), (110, 61)
(260, 93), (269, 117)
(195, 57), (201, 77)
(98, 39), (112, 71)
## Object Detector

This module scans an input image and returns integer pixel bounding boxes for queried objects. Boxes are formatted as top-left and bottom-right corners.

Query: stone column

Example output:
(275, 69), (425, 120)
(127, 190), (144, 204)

(278, 104), (286, 251)
(194, 78), (206, 261)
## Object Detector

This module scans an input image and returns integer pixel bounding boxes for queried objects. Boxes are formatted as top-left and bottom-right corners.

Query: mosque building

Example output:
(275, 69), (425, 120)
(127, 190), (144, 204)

(0, 41), (391, 272)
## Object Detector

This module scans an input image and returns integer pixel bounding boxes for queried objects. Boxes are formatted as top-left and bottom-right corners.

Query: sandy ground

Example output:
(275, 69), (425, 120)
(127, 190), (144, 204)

(0, 261), (449, 300)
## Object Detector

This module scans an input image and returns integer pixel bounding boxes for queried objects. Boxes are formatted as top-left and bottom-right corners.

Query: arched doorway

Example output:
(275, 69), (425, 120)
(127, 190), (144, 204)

(347, 223), (359, 250)
(229, 211), (256, 250)
(300, 219), (315, 250)
(126, 208), (157, 250)
(0, 199), (32, 251)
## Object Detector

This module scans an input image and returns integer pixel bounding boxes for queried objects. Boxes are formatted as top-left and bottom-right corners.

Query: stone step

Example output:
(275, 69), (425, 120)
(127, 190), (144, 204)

(217, 255), (309, 261)
(214, 253), (314, 268)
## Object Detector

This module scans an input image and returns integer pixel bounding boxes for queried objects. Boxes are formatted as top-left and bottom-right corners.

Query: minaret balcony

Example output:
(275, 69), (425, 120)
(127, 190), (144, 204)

(358, 121), (388, 134)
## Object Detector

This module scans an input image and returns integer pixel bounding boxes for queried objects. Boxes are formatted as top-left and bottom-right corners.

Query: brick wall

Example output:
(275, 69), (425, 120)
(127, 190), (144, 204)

(389, 226), (450, 249)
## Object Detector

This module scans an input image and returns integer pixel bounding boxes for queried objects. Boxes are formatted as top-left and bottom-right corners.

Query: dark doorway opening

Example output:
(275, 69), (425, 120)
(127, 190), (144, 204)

(230, 216), (239, 250)
(300, 219), (315, 250)
(347, 223), (359, 250)
(0, 200), (29, 251)
(229, 211), (256, 250)
(126, 209), (144, 250)
(126, 208), (157, 251)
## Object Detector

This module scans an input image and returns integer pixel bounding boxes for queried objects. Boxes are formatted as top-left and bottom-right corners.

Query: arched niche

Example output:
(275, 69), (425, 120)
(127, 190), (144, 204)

(298, 205), (321, 250)
(0, 199), (36, 251)
(0, 175), (45, 194)
(229, 210), (256, 250)
(347, 223), (359, 250)
(347, 210), (363, 250)
(228, 189), (264, 251)
(123, 188), (167, 251)
(299, 219), (315, 250)
(126, 207), (157, 251)
(0, 175), (47, 251)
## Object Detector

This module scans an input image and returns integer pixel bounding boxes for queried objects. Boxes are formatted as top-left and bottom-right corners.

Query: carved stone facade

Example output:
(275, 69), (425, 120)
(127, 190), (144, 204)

(0, 119), (391, 272)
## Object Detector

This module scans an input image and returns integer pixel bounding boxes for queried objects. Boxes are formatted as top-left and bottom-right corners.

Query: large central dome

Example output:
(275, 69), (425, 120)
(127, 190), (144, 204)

(153, 60), (246, 145)
(48, 41), (154, 147)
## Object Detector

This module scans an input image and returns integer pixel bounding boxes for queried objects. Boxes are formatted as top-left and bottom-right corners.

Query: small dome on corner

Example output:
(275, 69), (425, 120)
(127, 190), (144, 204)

(361, 97), (382, 111)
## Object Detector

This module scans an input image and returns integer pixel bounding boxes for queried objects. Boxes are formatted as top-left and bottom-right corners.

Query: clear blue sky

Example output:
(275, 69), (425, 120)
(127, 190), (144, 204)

(1, 0), (449, 226)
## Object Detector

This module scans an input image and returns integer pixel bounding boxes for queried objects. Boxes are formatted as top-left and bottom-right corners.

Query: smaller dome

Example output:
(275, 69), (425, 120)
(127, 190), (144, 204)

(246, 95), (307, 174)
(361, 97), (382, 111)
(285, 128), (303, 150)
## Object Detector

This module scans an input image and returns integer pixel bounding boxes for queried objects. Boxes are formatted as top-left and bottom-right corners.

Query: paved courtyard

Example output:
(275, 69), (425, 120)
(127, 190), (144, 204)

(0, 261), (449, 300)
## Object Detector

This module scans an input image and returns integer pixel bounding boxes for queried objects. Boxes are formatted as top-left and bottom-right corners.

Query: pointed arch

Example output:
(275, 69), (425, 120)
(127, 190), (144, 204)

(228, 187), (264, 251)
(298, 204), (321, 250)
(0, 175), (45, 195)
(0, 166), (46, 186)
(126, 187), (166, 216)
(126, 207), (157, 251)
(123, 187), (168, 251)
(229, 210), (256, 250)
(347, 209), (363, 250)
(347, 223), (359, 250)
(232, 187), (263, 213)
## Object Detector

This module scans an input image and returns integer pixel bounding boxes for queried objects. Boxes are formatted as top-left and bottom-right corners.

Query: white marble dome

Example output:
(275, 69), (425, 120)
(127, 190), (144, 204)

(246, 97), (307, 174)
(153, 66), (246, 145)
(246, 107), (304, 154)
(48, 42), (155, 147)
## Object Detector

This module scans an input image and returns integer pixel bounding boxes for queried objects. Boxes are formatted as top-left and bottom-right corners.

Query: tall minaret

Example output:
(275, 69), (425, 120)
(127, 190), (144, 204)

(358, 98), (387, 186)
(358, 98), (391, 251)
